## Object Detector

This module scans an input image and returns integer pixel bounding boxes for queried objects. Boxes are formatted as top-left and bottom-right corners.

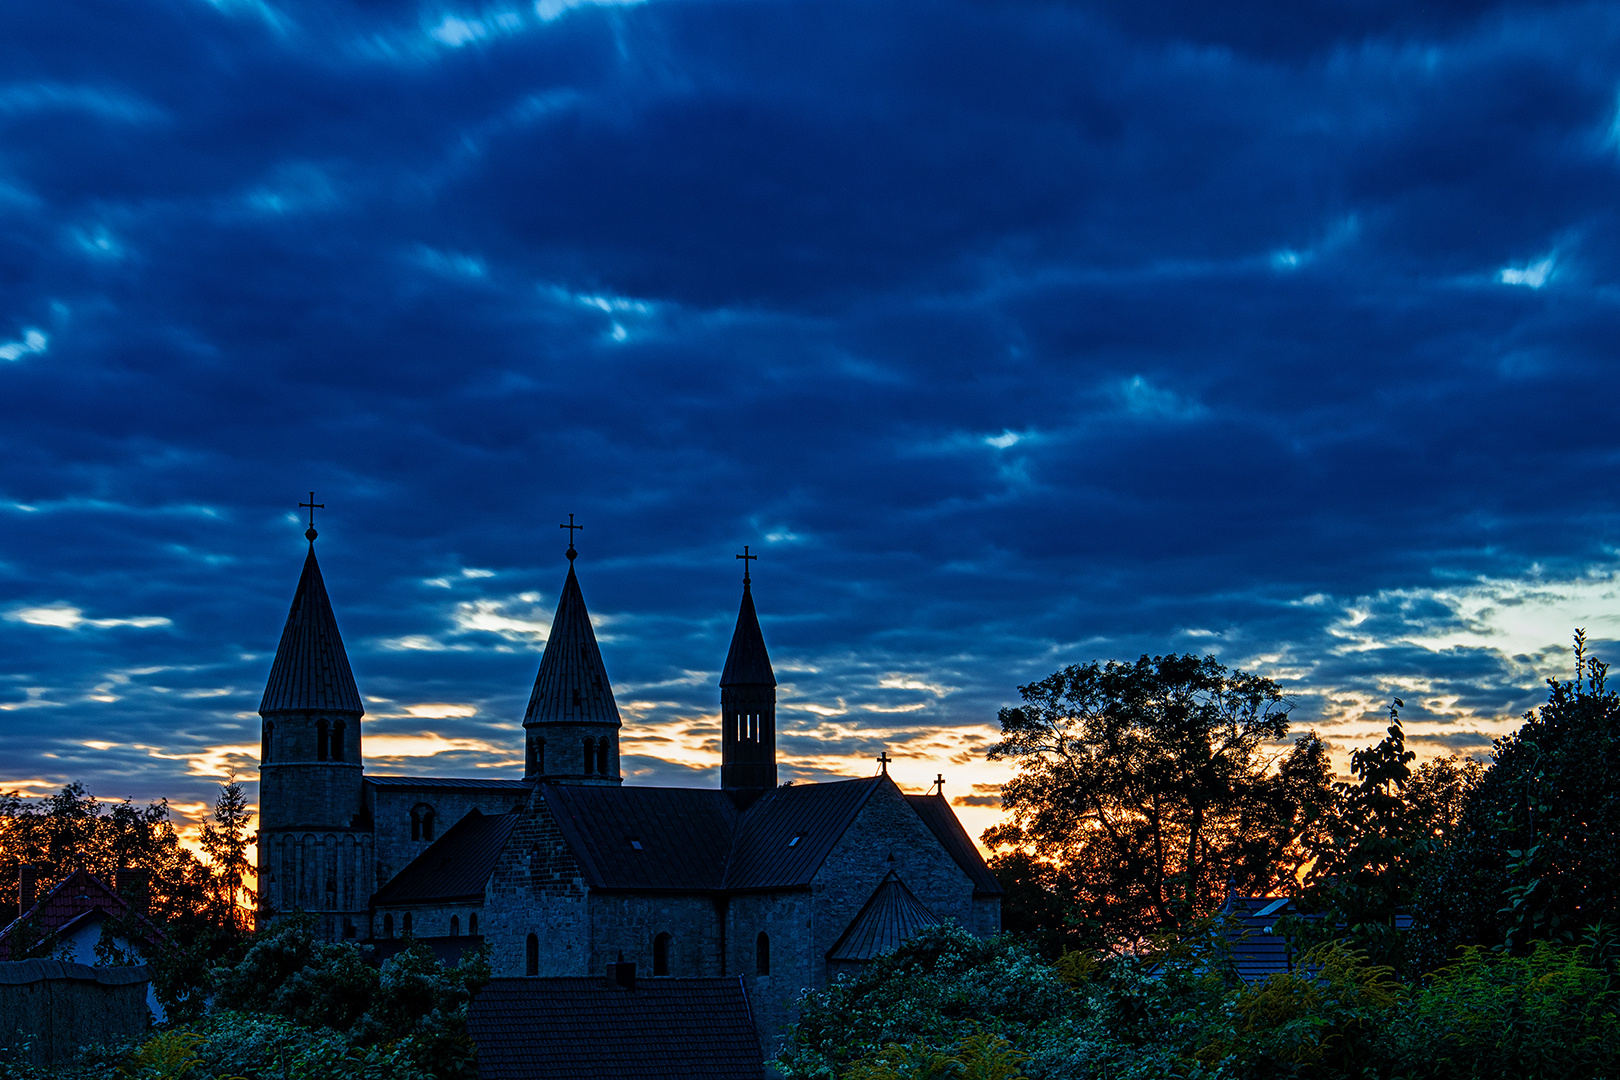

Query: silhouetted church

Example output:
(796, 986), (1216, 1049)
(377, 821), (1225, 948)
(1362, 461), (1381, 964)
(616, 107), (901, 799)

(256, 522), (1001, 1048)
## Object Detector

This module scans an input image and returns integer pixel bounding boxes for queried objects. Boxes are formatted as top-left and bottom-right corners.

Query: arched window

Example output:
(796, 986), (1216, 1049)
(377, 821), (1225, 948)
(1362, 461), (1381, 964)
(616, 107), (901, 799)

(317, 719), (329, 761)
(411, 805), (437, 842)
(596, 738), (609, 775)
(383, 913), (394, 938)
(410, 808), (420, 841)
(402, 912), (412, 937)
(450, 915), (460, 937)
(756, 932), (770, 976)
(653, 932), (671, 976)
(263, 721), (273, 763)
(526, 933), (539, 976)
(469, 913), (478, 936)
(422, 808), (435, 841)
(331, 720), (345, 761)
(582, 738), (595, 774)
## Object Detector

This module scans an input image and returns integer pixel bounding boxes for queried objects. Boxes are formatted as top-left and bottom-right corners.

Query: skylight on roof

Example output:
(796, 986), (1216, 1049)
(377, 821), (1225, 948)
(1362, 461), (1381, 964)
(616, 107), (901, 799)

(787, 834), (803, 847)
(628, 838), (642, 850)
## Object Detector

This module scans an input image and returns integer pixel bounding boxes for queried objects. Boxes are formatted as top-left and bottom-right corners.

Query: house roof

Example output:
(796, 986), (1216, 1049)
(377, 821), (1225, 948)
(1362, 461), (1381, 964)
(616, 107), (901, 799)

(826, 871), (941, 962)
(468, 975), (764, 1080)
(259, 545), (364, 715)
(541, 785), (738, 891)
(724, 777), (884, 890)
(0, 959), (150, 986)
(0, 869), (165, 962)
(719, 582), (775, 688)
(374, 811), (520, 904)
(523, 562), (621, 727)
(905, 793), (1003, 896)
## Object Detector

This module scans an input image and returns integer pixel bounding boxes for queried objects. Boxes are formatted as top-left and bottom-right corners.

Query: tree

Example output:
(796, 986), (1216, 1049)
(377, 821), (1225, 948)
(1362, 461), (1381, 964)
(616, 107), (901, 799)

(1416, 630), (1620, 961)
(199, 775), (255, 933)
(984, 653), (1334, 947)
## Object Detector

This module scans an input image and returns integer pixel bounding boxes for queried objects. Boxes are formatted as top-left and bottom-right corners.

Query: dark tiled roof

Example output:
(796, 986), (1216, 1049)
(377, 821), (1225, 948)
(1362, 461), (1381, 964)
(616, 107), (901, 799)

(369, 936), (486, 968)
(366, 776), (532, 790)
(724, 777), (883, 890)
(0, 869), (165, 961)
(0, 960), (150, 986)
(905, 793), (1003, 896)
(1222, 896), (1296, 982)
(260, 546), (364, 715)
(826, 871), (941, 962)
(541, 785), (737, 891)
(523, 564), (621, 727)
(374, 811), (520, 904)
(469, 976), (764, 1080)
(719, 583), (775, 687)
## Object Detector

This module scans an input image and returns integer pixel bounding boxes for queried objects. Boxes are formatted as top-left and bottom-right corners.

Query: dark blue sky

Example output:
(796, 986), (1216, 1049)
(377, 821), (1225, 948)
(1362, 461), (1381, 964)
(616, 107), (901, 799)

(3, 0), (1619, 840)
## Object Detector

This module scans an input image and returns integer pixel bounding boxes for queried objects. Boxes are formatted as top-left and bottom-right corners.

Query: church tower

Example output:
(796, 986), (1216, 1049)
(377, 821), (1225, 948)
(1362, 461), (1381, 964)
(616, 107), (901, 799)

(256, 509), (372, 939)
(721, 548), (776, 809)
(523, 526), (622, 786)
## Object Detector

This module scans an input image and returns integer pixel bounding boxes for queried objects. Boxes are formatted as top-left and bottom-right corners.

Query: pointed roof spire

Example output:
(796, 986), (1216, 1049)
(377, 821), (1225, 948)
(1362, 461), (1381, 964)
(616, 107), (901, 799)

(260, 546), (364, 714)
(524, 560), (622, 725)
(721, 558), (775, 688)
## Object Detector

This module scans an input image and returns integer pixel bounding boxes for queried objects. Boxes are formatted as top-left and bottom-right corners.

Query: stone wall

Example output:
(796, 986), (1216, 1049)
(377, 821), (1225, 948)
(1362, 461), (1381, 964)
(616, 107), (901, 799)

(727, 889), (813, 1055)
(372, 902), (486, 942)
(481, 794), (590, 977)
(369, 784), (529, 892)
(587, 893), (722, 977)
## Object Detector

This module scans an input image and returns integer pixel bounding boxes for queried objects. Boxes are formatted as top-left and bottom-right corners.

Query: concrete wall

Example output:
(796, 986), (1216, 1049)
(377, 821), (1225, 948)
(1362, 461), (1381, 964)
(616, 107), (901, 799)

(481, 795), (590, 977)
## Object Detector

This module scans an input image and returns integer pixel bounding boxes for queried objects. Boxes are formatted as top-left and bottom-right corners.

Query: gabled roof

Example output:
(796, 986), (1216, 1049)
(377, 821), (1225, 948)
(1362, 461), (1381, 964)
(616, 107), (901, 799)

(374, 811), (520, 905)
(541, 785), (738, 891)
(469, 975), (764, 1080)
(724, 777), (884, 890)
(719, 582), (775, 688)
(260, 546), (364, 715)
(905, 793), (1003, 896)
(826, 871), (941, 962)
(0, 869), (165, 961)
(523, 563), (621, 727)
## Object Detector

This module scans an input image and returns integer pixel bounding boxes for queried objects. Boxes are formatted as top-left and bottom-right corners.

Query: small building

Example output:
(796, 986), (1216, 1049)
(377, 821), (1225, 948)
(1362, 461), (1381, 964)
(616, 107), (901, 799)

(468, 968), (764, 1080)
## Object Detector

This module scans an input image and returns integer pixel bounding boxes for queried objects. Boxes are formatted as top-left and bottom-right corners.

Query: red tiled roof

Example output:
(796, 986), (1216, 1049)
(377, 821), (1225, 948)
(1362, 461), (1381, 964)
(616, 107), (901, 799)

(0, 869), (165, 961)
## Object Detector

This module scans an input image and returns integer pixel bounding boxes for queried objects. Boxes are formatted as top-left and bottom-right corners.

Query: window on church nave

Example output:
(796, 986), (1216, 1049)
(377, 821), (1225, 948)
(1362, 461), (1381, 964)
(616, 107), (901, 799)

(526, 934), (539, 976)
(383, 913), (394, 938)
(411, 805), (437, 841)
(403, 913), (412, 936)
(653, 932), (672, 976)
(469, 913), (478, 936)
(756, 933), (770, 976)
(450, 915), (460, 937)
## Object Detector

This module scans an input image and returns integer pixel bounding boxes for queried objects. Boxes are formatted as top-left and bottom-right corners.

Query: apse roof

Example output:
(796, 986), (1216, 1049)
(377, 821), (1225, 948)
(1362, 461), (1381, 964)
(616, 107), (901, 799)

(260, 546), (364, 715)
(719, 582), (775, 688)
(524, 563), (621, 727)
(826, 871), (942, 962)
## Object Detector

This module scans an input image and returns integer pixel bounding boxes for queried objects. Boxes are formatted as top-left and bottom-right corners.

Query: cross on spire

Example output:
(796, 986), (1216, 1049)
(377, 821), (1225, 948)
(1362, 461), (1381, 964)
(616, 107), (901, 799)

(736, 545), (757, 585)
(876, 750), (891, 776)
(560, 513), (583, 562)
(933, 773), (945, 795)
(299, 492), (324, 544)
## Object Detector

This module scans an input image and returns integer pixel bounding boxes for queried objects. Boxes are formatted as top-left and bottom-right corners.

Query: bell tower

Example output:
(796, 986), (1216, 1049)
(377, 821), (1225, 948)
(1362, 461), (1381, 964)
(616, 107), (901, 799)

(721, 547), (776, 809)
(256, 497), (372, 939)
(522, 518), (623, 786)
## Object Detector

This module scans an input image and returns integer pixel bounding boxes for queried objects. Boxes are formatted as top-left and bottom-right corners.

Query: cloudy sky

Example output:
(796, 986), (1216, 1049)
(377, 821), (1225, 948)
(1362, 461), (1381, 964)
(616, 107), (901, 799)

(3, 0), (1620, 847)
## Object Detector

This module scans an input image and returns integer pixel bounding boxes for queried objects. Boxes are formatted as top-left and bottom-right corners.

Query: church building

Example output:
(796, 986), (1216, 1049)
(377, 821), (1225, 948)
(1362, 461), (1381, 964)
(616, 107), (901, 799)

(256, 521), (1001, 1048)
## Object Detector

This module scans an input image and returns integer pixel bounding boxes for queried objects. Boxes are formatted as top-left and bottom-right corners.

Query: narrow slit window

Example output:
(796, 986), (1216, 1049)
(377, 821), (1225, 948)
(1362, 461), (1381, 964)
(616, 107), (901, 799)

(653, 932), (671, 976)
(317, 719), (329, 761)
(583, 738), (595, 774)
(756, 932), (770, 976)
(526, 933), (539, 976)
(597, 738), (609, 775)
(332, 720), (345, 761)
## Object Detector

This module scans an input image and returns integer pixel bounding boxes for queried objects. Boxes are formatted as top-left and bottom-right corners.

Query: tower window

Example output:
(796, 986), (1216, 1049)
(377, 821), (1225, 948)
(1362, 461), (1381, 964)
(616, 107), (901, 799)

(332, 720), (345, 761)
(583, 738), (595, 774)
(383, 913), (394, 939)
(526, 738), (536, 774)
(263, 721), (273, 763)
(526, 933), (539, 976)
(756, 932), (770, 976)
(450, 915), (460, 937)
(317, 719), (329, 761)
(653, 932), (671, 976)
(537, 740), (545, 773)
(597, 738), (609, 775)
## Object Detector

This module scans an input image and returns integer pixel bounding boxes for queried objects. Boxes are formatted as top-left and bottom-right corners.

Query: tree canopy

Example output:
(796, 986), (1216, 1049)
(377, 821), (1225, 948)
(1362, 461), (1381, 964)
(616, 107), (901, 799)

(984, 653), (1334, 948)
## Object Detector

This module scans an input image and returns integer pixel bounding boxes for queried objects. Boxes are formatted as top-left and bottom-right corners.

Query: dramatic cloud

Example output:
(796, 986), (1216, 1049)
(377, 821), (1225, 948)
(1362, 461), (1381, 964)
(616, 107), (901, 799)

(3, 0), (1619, 842)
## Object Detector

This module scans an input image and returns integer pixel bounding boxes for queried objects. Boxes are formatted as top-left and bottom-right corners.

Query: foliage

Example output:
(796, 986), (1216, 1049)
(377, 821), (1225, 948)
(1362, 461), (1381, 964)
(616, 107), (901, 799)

(844, 1027), (1030, 1080)
(196, 778), (254, 935)
(1416, 630), (1620, 962)
(0, 784), (212, 932)
(984, 654), (1334, 946)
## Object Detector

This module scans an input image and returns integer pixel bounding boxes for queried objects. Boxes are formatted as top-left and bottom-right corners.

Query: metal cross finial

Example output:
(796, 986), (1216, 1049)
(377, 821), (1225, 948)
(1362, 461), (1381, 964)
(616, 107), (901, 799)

(736, 545), (757, 585)
(560, 514), (583, 562)
(933, 773), (945, 795)
(299, 492), (324, 544)
(876, 751), (891, 776)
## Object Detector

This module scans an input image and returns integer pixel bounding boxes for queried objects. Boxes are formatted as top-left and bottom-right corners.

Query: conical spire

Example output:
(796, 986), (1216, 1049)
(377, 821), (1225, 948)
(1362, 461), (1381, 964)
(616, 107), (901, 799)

(524, 562), (622, 726)
(721, 581), (776, 687)
(260, 546), (364, 715)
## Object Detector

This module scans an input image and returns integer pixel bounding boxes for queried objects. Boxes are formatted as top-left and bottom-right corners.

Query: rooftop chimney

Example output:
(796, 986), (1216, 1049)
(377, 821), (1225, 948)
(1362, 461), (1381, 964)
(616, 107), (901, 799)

(116, 867), (150, 916)
(17, 864), (38, 915)
(606, 960), (636, 991)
